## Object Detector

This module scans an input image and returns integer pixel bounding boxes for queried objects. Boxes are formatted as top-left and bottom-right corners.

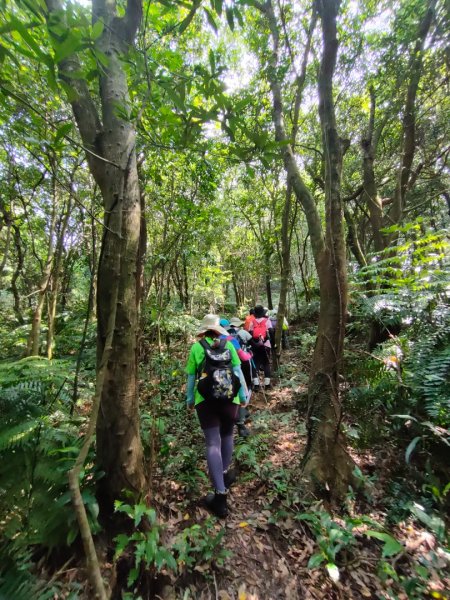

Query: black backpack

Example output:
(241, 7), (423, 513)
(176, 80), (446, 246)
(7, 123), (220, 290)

(197, 338), (241, 402)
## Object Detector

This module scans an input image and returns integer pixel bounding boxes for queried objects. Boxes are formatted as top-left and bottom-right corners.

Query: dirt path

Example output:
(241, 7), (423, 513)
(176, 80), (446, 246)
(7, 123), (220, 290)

(152, 339), (448, 600)
(157, 343), (331, 599)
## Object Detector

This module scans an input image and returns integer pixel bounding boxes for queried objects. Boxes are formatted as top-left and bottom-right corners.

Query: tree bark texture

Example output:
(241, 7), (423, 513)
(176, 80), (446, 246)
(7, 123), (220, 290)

(45, 0), (146, 517)
(262, 0), (354, 498)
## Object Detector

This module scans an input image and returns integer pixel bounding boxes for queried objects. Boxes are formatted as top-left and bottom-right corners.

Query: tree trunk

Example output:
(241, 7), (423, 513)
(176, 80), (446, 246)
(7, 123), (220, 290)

(302, 0), (354, 499)
(27, 185), (57, 356)
(11, 225), (24, 325)
(390, 2), (435, 232)
(264, 250), (273, 309)
(47, 196), (72, 360)
(45, 0), (146, 518)
(344, 206), (367, 267)
(361, 86), (385, 253)
(275, 183), (293, 364)
(261, 0), (354, 499)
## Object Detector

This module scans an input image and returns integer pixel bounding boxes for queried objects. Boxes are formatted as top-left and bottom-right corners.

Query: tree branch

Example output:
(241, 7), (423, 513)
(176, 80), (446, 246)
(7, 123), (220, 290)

(44, 0), (104, 182)
(124, 0), (143, 42)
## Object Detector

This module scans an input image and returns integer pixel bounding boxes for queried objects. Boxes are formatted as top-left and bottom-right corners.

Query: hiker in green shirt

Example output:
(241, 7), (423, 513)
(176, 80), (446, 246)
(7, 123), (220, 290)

(185, 314), (248, 518)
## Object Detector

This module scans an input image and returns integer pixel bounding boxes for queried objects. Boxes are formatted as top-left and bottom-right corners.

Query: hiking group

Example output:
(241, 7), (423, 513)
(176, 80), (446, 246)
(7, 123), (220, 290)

(185, 305), (289, 518)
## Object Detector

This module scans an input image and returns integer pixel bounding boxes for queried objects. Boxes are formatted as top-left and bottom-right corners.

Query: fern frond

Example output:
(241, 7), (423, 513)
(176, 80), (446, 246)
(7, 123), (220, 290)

(0, 420), (40, 452)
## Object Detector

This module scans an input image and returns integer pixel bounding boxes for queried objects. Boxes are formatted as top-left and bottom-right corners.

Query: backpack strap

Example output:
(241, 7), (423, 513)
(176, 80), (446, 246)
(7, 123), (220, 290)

(197, 338), (209, 379)
(197, 337), (227, 378)
(199, 338), (210, 352)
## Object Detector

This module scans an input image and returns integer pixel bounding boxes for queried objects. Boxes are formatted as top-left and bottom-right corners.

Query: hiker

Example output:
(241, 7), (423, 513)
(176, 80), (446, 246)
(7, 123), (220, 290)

(243, 308), (255, 332)
(225, 317), (254, 438)
(185, 314), (249, 518)
(249, 305), (274, 389)
(269, 307), (290, 350)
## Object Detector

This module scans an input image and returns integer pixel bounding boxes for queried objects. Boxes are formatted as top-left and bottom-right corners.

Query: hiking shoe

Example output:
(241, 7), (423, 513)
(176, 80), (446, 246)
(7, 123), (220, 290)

(204, 490), (228, 518)
(223, 469), (237, 488)
(237, 424), (250, 438)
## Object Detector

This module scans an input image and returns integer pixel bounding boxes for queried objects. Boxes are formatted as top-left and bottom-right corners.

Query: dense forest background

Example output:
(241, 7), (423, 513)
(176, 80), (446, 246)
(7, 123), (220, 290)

(0, 0), (449, 598)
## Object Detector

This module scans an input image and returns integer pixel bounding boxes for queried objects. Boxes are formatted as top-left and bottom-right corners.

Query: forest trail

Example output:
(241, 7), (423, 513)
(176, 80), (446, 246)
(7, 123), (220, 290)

(154, 340), (374, 600)
(150, 334), (448, 600)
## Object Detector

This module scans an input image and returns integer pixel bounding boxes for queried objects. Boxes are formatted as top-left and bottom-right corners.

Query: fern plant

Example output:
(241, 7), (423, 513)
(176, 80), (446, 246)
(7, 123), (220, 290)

(404, 305), (450, 428)
(0, 357), (101, 590)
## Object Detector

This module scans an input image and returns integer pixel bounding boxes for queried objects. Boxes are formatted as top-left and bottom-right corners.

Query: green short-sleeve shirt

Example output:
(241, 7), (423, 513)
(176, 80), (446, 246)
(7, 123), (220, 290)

(185, 336), (241, 406)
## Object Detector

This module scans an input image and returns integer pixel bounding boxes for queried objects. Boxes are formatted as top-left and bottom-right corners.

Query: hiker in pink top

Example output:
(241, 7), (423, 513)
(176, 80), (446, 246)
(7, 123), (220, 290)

(248, 305), (274, 389)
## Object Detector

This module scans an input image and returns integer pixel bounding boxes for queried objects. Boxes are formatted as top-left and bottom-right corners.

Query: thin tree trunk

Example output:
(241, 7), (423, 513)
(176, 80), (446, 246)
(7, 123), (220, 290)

(275, 183), (293, 365)
(27, 196), (57, 356)
(47, 196), (72, 359)
(0, 222), (11, 278)
(296, 230), (311, 303)
(264, 249), (273, 309)
(11, 224), (25, 325)
(302, 0), (354, 498)
(390, 1), (435, 230)
(344, 206), (367, 267)
(361, 86), (384, 252)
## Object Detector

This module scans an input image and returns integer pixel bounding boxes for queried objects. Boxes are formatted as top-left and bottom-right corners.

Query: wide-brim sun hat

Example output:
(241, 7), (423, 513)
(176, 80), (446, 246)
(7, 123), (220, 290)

(230, 317), (244, 327)
(196, 314), (229, 337)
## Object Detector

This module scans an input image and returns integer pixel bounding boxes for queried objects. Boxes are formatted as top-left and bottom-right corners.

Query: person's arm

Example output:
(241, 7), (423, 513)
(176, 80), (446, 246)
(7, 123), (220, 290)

(237, 348), (252, 362)
(227, 342), (248, 404)
(186, 373), (195, 406)
(233, 365), (249, 404)
(185, 344), (198, 407)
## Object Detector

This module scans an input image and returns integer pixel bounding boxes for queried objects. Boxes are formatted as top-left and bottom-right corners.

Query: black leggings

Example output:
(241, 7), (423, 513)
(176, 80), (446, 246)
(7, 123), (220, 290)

(241, 360), (253, 389)
(253, 346), (271, 378)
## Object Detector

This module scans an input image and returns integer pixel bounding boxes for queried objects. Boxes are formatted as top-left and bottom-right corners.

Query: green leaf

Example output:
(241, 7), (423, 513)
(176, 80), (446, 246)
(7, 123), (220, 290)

(160, 82), (186, 111)
(211, 0), (223, 15)
(66, 527), (78, 546)
(94, 49), (109, 68)
(127, 567), (139, 587)
(54, 122), (73, 144)
(208, 49), (215, 74)
(114, 533), (130, 559)
(8, 15), (47, 60)
(234, 7), (244, 27)
(203, 8), (218, 33)
(225, 7), (235, 31)
(307, 553), (325, 568)
(405, 436), (421, 463)
(54, 32), (83, 63)
(134, 503), (146, 527)
(92, 19), (104, 40)
(365, 531), (403, 557)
